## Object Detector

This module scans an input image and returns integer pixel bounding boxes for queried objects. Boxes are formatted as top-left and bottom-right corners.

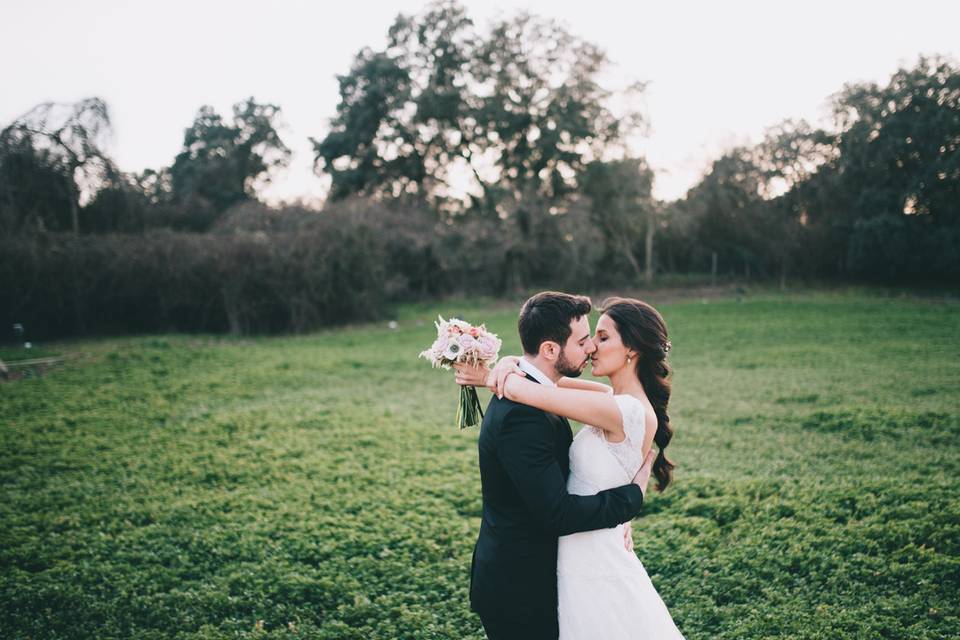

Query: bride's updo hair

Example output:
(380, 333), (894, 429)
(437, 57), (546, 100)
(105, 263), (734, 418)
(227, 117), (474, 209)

(600, 297), (675, 492)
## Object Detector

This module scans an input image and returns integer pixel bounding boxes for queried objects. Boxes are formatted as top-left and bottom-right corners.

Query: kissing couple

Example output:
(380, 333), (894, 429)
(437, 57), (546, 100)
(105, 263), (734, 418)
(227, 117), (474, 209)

(454, 291), (685, 640)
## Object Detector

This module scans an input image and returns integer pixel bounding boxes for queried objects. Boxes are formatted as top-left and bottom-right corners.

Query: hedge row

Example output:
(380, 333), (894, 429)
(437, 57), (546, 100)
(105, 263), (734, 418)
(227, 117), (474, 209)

(0, 225), (386, 340)
(0, 199), (628, 340)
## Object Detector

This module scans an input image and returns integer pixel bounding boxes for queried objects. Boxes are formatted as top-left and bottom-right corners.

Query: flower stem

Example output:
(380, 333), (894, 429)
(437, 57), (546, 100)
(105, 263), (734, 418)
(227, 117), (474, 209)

(457, 386), (484, 430)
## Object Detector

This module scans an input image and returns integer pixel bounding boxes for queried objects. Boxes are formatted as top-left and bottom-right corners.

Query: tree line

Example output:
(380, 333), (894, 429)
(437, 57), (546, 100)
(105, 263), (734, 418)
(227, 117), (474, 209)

(1, 0), (957, 339)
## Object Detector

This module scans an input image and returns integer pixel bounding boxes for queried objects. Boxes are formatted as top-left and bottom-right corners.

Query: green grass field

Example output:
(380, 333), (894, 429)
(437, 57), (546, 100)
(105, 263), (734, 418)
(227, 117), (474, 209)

(2, 291), (959, 639)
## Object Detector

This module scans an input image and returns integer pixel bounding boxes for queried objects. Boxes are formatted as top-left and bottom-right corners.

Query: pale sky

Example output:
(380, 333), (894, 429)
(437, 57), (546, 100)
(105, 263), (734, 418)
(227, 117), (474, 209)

(3, 0), (958, 203)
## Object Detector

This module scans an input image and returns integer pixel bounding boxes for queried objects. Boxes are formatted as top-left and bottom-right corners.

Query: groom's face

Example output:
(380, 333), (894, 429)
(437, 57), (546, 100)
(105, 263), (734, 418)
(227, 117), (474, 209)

(555, 315), (596, 378)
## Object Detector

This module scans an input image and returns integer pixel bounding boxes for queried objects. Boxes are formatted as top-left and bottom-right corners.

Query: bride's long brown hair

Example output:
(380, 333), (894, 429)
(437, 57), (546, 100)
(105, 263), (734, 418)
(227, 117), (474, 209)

(600, 297), (675, 492)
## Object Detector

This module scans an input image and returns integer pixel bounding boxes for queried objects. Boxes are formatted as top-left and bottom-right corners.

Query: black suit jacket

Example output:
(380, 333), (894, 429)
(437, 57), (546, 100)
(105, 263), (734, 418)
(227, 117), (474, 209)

(469, 374), (645, 627)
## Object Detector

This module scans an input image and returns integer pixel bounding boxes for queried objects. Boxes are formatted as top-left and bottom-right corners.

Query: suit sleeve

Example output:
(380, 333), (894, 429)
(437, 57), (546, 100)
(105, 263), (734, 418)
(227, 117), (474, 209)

(497, 405), (644, 536)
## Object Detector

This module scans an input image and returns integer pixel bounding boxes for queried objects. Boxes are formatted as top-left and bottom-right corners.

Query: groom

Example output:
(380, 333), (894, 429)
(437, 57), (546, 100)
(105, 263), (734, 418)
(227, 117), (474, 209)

(462, 291), (654, 640)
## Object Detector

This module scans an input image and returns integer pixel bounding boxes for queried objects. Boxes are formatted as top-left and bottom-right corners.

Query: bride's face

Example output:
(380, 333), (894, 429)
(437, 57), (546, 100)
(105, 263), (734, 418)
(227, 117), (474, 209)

(589, 313), (632, 378)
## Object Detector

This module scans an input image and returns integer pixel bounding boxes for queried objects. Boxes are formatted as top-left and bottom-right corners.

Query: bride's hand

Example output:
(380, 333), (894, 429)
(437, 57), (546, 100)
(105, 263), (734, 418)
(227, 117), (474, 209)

(488, 355), (523, 398)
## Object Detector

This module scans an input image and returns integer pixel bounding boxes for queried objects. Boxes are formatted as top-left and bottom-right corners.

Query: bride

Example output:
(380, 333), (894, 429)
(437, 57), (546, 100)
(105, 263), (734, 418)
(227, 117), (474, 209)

(460, 297), (684, 639)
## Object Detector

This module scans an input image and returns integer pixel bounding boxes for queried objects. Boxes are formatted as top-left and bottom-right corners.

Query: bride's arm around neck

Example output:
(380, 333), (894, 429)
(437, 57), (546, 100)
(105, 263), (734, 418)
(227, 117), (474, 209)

(503, 374), (624, 439)
(557, 377), (613, 395)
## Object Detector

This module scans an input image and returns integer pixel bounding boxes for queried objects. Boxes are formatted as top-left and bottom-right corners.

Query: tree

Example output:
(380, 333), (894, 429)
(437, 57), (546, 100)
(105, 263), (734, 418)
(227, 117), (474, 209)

(829, 55), (960, 226)
(170, 97), (290, 227)
(682, 147), (770, 280)
(0, 133), (74, 233)
(0, 97), (115, 234)
(312, 47), (419, 202)
(753, 120), (836, 287)
(468, 12), (636, 209)
(580, 158), (656, 283)
(774, 56), (960, 278)
(755, 119), (836, 200)
(312, 0), (643, 216)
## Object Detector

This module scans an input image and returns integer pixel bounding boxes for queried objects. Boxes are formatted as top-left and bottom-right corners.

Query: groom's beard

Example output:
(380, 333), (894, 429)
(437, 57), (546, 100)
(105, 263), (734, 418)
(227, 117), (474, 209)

(555, 349), (587, 378)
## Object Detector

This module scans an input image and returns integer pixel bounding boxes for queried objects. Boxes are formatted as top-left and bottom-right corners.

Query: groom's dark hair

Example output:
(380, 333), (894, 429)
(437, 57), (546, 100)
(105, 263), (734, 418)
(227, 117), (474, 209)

(518, 291), (592, 355)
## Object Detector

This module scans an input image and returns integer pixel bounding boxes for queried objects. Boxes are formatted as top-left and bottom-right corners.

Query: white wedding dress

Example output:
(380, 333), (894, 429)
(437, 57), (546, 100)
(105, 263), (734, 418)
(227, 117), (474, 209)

(558, 394), (685, 639)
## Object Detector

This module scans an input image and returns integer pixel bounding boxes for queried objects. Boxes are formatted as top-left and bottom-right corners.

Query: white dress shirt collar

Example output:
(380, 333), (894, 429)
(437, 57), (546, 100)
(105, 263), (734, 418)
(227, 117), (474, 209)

(517, 357), (557, 387)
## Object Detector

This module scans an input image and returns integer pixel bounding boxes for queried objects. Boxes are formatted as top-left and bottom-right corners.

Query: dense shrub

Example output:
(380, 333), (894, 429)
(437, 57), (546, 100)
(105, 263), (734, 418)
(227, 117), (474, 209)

(2, 195), (648, 339)
(0, 221), (387, 340)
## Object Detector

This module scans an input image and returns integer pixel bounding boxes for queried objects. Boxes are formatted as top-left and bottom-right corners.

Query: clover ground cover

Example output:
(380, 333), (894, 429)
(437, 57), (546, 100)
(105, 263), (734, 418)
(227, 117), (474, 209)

(1, 293), (958, 639)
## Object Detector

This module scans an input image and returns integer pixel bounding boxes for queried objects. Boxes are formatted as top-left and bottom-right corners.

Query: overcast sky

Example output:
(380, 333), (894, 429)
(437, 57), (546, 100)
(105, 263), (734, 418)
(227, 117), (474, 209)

(3, 0), (958, 203)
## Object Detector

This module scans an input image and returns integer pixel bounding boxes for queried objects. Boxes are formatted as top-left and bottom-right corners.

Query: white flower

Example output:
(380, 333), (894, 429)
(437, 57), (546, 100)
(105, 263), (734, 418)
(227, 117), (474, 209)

(443, 340), (464, 361)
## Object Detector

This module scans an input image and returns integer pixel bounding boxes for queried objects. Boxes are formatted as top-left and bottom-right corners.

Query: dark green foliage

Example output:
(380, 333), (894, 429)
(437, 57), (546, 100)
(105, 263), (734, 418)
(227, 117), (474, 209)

(169, 98), (291, 227)
(830, 56), (960, 226)
(313, 49), (417, 201)
(0, 219), (386, 339)
(846, 215), (960, 280)
(677, 147), (773, 275)
(1, 195), (640, 339)
(580, 158), (657, 281)
(0, 137), (74, 233)
(1, 294), (958, 638)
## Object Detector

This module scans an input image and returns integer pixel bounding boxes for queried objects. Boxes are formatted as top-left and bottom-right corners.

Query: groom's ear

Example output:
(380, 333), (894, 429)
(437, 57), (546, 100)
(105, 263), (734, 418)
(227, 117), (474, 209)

(540, 340), (561, 361)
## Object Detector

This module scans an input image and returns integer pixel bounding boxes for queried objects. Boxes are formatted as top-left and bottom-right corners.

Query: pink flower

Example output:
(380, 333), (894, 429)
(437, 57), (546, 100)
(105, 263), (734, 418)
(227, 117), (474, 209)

(477, 334), (501, 362)
(459, 334), (478, 353)
(432, 335), (449, 356)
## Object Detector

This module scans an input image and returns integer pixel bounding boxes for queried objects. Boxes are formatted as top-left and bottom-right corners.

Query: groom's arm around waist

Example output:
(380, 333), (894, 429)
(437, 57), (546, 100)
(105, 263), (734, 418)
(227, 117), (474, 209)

(497, 404), (643, 537)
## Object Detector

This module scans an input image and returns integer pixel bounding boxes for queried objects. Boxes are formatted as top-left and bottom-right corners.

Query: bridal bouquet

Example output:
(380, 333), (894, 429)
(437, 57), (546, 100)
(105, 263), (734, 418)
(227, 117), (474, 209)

(419, 316), (501, 430)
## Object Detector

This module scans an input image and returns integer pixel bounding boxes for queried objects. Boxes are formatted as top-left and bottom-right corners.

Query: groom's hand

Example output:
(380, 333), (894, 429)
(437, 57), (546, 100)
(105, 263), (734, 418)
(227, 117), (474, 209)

(623, 523), (634, 553)
(631, 448), (658, 498)
(453, 362), (494, 389)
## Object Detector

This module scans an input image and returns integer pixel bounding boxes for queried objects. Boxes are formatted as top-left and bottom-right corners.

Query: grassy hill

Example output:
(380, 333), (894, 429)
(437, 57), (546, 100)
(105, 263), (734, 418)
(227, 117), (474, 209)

(1, 291), (958, 639)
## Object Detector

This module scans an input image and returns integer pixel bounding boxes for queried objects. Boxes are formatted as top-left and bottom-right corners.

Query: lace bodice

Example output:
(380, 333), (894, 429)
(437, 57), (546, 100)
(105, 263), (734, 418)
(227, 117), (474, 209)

(567, 394), (648, 496)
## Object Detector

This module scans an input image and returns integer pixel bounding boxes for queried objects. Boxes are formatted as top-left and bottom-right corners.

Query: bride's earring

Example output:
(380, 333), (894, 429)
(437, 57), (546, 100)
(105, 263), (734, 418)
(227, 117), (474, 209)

(626, 355), (632, 364)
